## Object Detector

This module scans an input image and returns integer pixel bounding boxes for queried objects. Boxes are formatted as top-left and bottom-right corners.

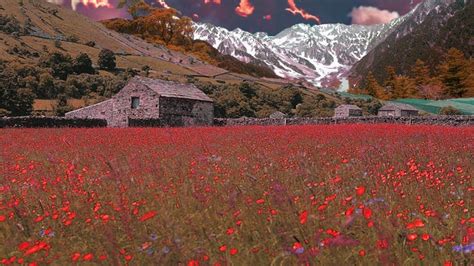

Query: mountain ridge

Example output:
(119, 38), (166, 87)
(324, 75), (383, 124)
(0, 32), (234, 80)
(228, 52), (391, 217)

(193, 0), (459, 87)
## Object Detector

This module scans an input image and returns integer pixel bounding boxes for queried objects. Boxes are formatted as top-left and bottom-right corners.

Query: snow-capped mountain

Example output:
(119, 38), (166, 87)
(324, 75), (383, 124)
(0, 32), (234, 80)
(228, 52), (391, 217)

(193, 0), (455, 86)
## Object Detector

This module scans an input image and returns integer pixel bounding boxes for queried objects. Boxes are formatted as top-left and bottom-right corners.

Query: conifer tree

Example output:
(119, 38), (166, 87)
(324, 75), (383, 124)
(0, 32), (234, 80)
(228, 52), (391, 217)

(438, 48), (469, 98)
(366, 72), (386, 99)
(383, 66), (398, 99)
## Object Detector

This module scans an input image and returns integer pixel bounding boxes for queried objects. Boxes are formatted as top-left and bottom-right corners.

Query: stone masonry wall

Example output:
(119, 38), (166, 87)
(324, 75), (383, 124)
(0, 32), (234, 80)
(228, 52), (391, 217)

(159, 97), (214, 126)
(109, 82), (161, 127)
(0, 117), (107, 128)
(214, 116), (474, 127)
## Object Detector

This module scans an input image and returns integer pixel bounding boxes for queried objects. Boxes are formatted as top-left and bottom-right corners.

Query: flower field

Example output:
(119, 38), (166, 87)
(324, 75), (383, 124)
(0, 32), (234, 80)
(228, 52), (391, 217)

(0, 124), (473, 265)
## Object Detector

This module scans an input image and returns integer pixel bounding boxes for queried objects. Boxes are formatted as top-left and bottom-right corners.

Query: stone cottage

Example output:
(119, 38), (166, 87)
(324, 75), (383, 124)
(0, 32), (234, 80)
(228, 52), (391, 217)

(378, 103), (419, 117)
(65, 76), (214, 127)
(269, 111), (287, 119)
(334, 105), (363, 118)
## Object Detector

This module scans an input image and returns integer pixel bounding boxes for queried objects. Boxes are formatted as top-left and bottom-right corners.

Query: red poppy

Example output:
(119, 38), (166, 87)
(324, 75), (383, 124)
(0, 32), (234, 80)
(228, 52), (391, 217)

(362, 207), (372, 219)
(355, 186), (366, 196)
(139, 211), (157, 222)
(407, 233), (418, 241)
(230, 248), (238, 255)
(300, 210), (308, 224)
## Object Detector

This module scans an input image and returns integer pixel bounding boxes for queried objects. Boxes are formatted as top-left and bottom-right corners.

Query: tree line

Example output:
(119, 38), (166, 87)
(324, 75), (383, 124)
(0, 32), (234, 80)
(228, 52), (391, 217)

(0, 50), (132, 116)
(351, 48), (474, 100)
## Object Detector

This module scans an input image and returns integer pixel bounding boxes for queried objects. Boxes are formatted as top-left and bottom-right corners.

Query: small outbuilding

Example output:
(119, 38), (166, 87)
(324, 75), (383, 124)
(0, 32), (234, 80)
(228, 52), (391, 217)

(66, 76), (214, 127)
(269, 111), (287, 119)
(334, 104), (363, 118)
(378, 103), (419, 117)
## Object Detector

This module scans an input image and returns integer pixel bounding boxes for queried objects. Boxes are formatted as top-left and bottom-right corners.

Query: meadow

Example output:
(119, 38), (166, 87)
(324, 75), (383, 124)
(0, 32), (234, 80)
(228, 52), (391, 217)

(0, 125), (472, 265)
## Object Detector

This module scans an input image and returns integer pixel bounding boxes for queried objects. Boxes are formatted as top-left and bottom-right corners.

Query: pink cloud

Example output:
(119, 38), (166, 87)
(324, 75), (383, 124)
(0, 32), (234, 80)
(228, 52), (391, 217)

(349, 6), (399, 25)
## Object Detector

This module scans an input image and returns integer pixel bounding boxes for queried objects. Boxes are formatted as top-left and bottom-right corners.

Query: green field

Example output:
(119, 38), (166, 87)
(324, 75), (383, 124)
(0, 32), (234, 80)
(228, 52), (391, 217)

(393, 98), (474, 115)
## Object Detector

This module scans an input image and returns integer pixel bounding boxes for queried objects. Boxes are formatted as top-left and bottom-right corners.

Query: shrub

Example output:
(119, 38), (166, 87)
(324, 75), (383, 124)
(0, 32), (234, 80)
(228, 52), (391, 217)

(98, 49), (116, 71)
(73, 53), (95, 74)
(439, 106), (462, 115)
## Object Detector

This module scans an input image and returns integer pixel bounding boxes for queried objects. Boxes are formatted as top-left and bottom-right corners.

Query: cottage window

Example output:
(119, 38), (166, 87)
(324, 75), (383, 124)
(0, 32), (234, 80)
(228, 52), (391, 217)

(131, 97), (140, 109)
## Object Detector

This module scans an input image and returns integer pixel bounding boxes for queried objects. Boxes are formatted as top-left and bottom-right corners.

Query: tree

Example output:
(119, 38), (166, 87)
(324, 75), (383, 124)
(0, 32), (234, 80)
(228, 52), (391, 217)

(383, 66), (398, 99)
(40, 52), (74, 80)
(98, 49), (116, 71)
(395, 76), (417, 99)
(141, 65), (150, 77)
(54, 94), (73, 116)
(439, 106), (462, 115)
(37, 73), (56, 98)
(8, 88), (35, 116)
(411, 59), (431, 88)
(365, 72), (386, 99)
(438, 48), (469, 98)
(73, 53), (95, 74)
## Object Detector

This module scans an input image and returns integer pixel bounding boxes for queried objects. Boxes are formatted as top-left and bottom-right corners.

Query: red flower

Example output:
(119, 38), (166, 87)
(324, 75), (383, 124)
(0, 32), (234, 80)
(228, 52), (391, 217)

(139, 211), (157, 222)
(407, 233), (418, 241)
(226, 228), (235, 235)
(355, 186), (366, 196)
(83, 253), (93, 261)
(421, 234), (430, 241)
(299, 210), (308, 224)
(18, 242), (30, 251)
(0, 215), (6, 222)
(345, 207), (354, 217)
(359, 249), (366, 257)
(188, 260), (200, 266)
(256, 199), (265, 204)
(219, 245), (227, 252)
(230, 248), (238, 255)
(376, 239), (389, 249)
(362, 207), (372, 219)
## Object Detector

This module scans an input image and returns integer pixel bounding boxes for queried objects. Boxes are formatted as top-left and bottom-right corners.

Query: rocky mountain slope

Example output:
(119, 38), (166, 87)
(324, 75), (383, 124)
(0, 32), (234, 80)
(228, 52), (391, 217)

(350, 0), (473, 85)
(194, 0), (462, 87)
(0, 0), (239, 81)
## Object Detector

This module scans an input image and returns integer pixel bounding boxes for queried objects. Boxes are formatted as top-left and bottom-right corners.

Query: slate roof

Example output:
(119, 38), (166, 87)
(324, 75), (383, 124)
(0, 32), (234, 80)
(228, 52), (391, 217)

(335, 104), (362, 110)
(379, 103), (418, 111)
(133, 76), (213, 102)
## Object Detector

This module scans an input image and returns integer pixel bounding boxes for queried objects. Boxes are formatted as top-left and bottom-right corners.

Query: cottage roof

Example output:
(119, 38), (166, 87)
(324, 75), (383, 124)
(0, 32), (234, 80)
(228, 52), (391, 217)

(269, 111), (287, 118)
(335, 104), (362, 110)
(132, 76), (213, 102)
(379, 103), (418, 111)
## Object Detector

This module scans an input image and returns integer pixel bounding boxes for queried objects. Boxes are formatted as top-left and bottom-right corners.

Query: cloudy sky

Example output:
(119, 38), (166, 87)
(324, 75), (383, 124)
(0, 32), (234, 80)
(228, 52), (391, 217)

(54, 0), (423, 34)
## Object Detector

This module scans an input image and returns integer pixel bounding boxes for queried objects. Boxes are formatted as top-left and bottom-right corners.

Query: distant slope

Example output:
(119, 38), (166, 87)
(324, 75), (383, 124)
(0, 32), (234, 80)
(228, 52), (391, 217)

(350, 0), (473, 84)
(0, 0), (231, 79)
(102, 18), (278, 78)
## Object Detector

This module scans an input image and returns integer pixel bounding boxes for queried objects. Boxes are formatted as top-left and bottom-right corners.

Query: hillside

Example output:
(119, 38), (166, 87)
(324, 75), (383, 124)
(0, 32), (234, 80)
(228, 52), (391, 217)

(2, 0), (320, 117)
(0, 0), (236, 79)
(102, 17), (278, 79)
(349, 0), (473, 85)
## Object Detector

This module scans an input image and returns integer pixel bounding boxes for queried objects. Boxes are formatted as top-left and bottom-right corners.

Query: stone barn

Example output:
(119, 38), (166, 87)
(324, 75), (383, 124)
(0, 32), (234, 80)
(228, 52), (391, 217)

(269, 111), (287, 119)
(334, 105), (363, 118)
(378, 103), (419, 117)
(66, 76), (214, 127)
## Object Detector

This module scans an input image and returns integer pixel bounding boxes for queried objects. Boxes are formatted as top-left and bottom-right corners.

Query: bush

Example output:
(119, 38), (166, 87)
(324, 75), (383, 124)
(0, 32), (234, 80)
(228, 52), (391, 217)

(439, 106), (462, 115)
(98, 49), (116, 70)
(40, 52), (74, 80)
(0, 108), (11, 117)
(73, 53), (95, 74)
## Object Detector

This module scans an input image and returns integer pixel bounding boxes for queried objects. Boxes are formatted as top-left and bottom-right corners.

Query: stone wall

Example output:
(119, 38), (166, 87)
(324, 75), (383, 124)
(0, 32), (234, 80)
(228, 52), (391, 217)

(159, 97), (214, 126)
(65, 99), (113, 120)
(0, 117), (107, 128)
(110, 82), (161, 127)
(214, 116), (474, 127)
